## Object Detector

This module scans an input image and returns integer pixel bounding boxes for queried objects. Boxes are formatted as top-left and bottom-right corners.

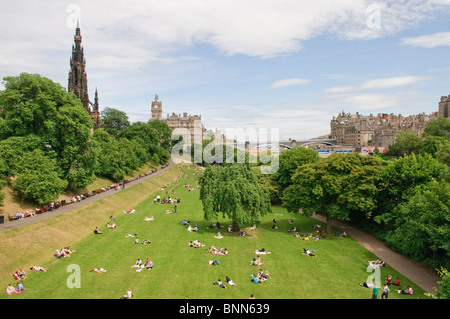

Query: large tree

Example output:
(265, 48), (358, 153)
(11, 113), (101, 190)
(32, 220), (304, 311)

(12, 149), (68, 205)
(282, 153), (382, 233)
(390, 180), (450, 266)
(275, 146), (319, 189)
(100, 107), (130, 137)
(199, 163), (272, 231)
(0, 73), (95, 189)
(373, 153), (446, 227)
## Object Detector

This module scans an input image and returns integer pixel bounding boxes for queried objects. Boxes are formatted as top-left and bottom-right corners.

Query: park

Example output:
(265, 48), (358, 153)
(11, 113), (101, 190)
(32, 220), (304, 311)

(0, 162), (430, 299)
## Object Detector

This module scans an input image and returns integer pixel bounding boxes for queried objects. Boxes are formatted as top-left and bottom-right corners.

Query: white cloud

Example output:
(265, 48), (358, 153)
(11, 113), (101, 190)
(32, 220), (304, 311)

(400, 32), (450, 48)
(326, 76), (429, 93)
(269, 78), (311, 89)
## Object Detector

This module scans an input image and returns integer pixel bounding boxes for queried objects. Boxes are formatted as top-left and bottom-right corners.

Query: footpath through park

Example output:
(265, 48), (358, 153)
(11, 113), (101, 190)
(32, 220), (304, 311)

(0, 160), (440, 295)
(312, 214), (440, 295)
(0, 160), (174, 233)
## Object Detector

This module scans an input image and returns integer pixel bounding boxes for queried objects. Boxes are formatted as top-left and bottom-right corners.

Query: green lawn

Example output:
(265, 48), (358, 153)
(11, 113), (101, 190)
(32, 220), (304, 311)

(1, 164), (427, 299)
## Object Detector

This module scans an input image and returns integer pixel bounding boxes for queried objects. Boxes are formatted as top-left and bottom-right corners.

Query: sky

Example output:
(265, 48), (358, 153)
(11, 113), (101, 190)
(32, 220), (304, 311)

(1, 0), (450, 141)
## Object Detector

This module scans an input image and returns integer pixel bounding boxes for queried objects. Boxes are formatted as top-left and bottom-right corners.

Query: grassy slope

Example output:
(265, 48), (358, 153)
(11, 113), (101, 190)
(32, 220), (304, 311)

(0, 164), (426, 299)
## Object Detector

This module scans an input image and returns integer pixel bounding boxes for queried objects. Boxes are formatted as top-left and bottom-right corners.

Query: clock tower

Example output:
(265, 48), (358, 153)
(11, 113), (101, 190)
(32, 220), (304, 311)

(151, 94), (162, 120)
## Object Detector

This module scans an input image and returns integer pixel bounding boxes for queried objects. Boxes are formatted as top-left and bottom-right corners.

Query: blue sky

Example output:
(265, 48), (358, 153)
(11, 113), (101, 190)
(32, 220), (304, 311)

(1, 0), (450, 140)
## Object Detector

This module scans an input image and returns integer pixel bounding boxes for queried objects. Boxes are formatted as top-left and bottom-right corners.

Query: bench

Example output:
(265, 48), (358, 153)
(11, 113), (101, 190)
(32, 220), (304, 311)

(9, 214), (19, 221)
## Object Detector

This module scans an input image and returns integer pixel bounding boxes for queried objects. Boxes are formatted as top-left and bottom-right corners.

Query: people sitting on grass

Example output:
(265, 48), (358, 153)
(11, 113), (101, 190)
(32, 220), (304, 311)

(90, 268), (107, 274)
(384, 275), (393, 285)
(13, 270), (27, 281)
(131, 259), (143, 268)
(94, 227), (102, 234)
(5, 283), (28, 295)
(142, 239), (151, 245)
(144, 258), (153, 269)
(188, 240), (205, 248)
(189, 225), (199, 232)
(122, 288), (133, 299)
(239, 229), (246, 236)
(30, 265), (47, 272)
(215, 232), (223, 239)
(288, 226), (298, 233)
(54, 247), (75, 258)
(302, 248), (316, 257)
(250, 269), (270, 283)
(251, 256), (263, 266)
(398, 285), (413, 295)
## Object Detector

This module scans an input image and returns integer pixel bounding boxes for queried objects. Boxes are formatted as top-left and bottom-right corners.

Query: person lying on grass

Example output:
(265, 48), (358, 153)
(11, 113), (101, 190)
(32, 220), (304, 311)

(188, 240), (205, 248)
(226, 276), (237, 286)
(30, 265), (47, 272)
(90, 268), (107, 274)
(106, 222), (117, 228)
(209, 246), (227, 255)
(213, 279), (226, 289)
(187, 225), (199, 232)
(254, 248), (271, 255)
(144, 216), (154, 221)
(207, 259), (220, 266)
(302, 248), (316, 257)
(125, 233), (138, 237)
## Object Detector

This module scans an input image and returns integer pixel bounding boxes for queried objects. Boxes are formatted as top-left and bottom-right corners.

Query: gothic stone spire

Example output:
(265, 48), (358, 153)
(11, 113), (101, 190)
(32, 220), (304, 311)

(68, 21), (90, 113)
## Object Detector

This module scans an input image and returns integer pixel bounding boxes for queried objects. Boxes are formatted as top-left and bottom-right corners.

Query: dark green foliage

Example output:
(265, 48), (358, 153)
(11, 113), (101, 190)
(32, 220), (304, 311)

(275, 146), (319, 189)
(12, 149), (68, 204)
(282, 153), (382, 233)
(199, 163), (272, 230)
(385, 180), (450, 269)
(100, 107), (130, 137)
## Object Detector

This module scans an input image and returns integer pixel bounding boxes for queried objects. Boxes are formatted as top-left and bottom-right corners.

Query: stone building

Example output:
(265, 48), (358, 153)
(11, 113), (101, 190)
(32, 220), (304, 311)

(68, 21), (100, 129)
(330, 111), (437, 149)
(439, 95), (450, 119)
(150, 94), (204, 143)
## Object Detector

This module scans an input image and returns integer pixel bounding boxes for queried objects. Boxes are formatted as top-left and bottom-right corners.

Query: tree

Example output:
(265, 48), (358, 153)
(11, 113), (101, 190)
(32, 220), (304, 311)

(199, 164), (272, 231)
(386, 130), (422, 157)
(100, 107), (130, 137)
(433, 267), (450, 299)
(12, 149), (68, 205)
(0, 73), (95, 189)
(282, 153), (382, 233)
(275, 146), (319, 189)
(423, 116), (450, 138)
(373, 153), (446, 227)
(385, 180), (450, 268)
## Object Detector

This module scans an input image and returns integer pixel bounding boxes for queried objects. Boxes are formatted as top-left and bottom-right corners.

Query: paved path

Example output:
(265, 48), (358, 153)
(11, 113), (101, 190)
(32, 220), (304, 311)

(312, 214), (440, 294)
(0, 161), (174, 233)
